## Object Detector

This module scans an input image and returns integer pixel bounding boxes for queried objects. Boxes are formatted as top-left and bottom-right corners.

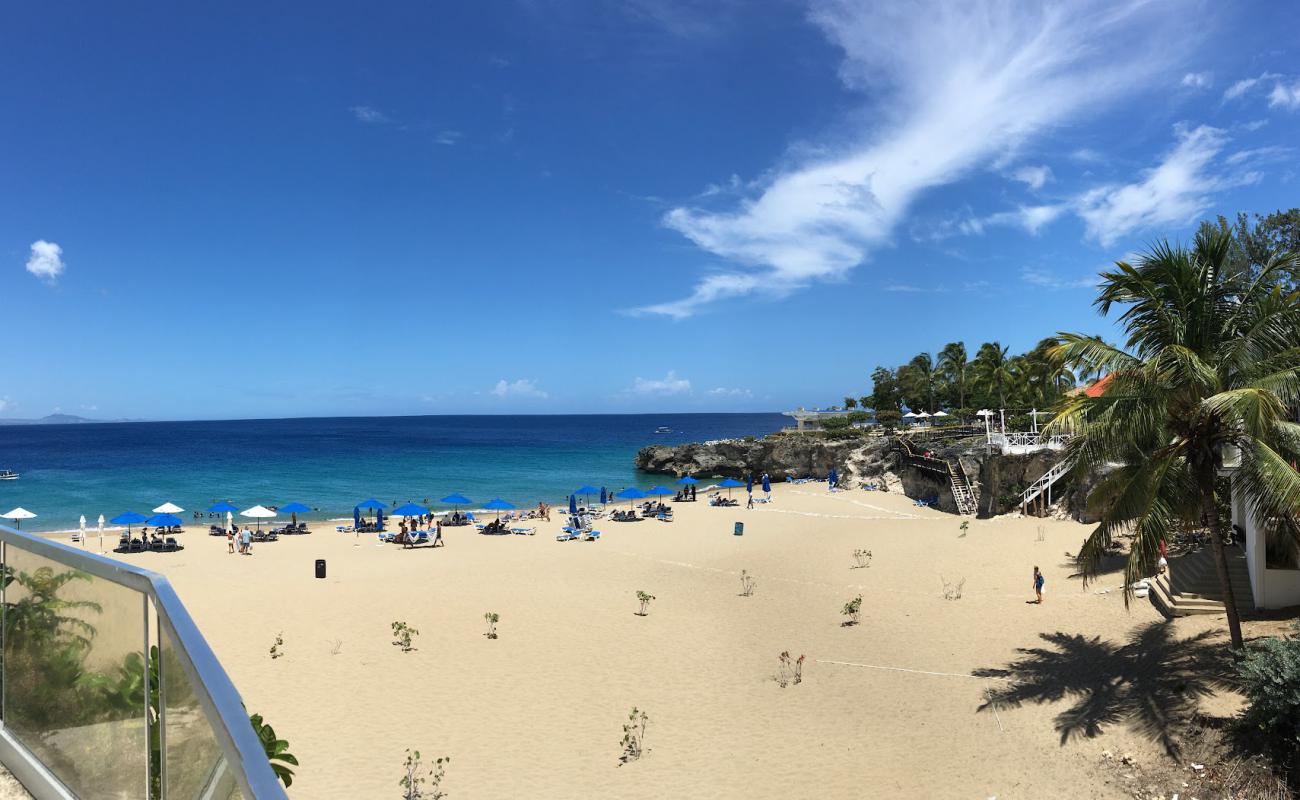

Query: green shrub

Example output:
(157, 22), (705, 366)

(875, 410), (902, 426)
(1238, 623), (1300, 762)
(821, 416), (851, 430)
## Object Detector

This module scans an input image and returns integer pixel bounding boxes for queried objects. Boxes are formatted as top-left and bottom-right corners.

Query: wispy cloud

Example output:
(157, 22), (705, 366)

(1268, 79), (1300, 111)
(962, 204), (1066, 236)
(26, 240), (66, 284)
(350, 105), (391, 124)
(1180, 71), (1212, 89)
(434, 130), (463, 146)
(706, 386), (753, 398)
(630, 370), (691, 395)
(636, 0), (1185, 318)
(1222, 72), (1281, 103)
(1020, 266), (1097, 290)
(490, 378), (548, 399)
(1010, 165), (1053, 190)
(1076, 124), (1257, 246)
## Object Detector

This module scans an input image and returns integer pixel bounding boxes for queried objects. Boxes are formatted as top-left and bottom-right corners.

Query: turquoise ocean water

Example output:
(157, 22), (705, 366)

(0, 414), (785, 531)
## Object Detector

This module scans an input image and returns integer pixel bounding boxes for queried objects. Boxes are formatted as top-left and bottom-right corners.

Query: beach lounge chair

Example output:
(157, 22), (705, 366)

(555, 529), (580, 542)
(582, 530), (601, 541)
(511, 527), (536, 536)
(164, 537), (181, 552)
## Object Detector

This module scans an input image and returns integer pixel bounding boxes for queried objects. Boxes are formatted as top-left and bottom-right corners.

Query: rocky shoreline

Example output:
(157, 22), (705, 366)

(634, 433), (1106, 521)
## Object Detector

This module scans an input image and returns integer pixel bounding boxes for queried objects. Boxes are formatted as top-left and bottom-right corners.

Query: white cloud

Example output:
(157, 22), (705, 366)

(706, 387), (753, 398)
(1069, 147), (1105, 163)
(1020, 267), (1097, 290)
(636, 0), (1184, 318)
(434, 130), (463, 145)
(884, 284), (926, 292)
(962, 203), (1065, 236)
(1268, 80), (1300, 110)
(26, 240), (66, 283)
(350, 105), (390, 124)
(1222, 72), (1280, 103)
(631, 371), (692, 395)
(1076, 124), (1256, 246)
(1010, 164), (1052, 190)
(490, 379), (548, 399)
(0, 397), (8, 413)
(1180, 71), (1212, 89)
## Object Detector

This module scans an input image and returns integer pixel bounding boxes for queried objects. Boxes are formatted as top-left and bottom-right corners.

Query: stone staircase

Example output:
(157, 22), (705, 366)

(1149, 544), (1254, 617)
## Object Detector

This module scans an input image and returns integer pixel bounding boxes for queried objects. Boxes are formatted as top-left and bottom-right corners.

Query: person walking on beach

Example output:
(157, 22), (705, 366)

(240, 527), (252, 555)
(1030, 566), (1044, 604)
(433, 519), (444, 547)
(746, 492), (754, 509)
(226, 526), (235, 554)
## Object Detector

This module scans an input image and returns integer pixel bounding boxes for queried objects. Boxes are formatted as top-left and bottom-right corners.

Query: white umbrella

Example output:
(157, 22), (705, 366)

(3, 507), (36, 530)
(226, 511), (234, 534)
(240, 505), (276, 531)
(79, 515), (87, 547)
(153, 502), (184, 514)
(902, 411), (918, 418)
(932, 410), (949, 418)
(98, 514), (106, 553)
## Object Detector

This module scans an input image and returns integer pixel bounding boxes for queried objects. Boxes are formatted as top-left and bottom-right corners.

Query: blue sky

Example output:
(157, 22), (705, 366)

(3, 1), (1299, 420)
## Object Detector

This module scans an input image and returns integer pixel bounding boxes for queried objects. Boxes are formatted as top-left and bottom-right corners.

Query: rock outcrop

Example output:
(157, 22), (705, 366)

(634, 435), (896, 486)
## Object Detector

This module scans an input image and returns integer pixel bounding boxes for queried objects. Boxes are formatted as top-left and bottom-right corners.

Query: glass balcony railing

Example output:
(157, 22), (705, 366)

(0, 524), (287, 799)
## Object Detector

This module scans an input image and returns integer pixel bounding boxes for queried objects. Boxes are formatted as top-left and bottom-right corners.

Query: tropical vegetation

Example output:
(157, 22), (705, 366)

(1053, 226), (1300, 651)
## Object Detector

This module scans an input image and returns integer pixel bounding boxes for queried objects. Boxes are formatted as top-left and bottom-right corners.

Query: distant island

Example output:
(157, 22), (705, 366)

(0, 413), (136, 426)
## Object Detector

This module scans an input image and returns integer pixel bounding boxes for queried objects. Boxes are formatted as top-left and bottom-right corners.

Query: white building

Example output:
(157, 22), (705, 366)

(1229, 486), (1300, 609)
(782, 407), (851, 433)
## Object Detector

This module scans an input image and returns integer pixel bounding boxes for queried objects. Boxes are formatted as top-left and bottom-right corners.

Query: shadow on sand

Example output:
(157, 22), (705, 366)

(973, 621), (1238, 757)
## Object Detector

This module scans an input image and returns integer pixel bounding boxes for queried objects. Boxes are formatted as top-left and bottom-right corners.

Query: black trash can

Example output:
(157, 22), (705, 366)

(315, 559), (326, 579)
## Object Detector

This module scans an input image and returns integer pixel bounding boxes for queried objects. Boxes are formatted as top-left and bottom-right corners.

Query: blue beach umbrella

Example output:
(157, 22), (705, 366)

(356, 499), (386, 510)
(600, 487), (608, 505)
(110, 511), (147, 537)
(746, 474), (754, 494)
(391, 502), (429, 518)
(353, 506), (361, 528)
(483, 498), (515, 521)
(207, 501), (239, 514)
(615, 487), (647, 509)
(376, 508), (385, 530)
(146, 513), (182, 528)
(440, 493), (472, 506)
(676, 476), (698, 485)
(828, 468), (838, 488)
(279, 502), (311, 527)
(718, 478), (744, 499)
(573, 485), (599, 505)
(569, 494), (578, 515)
(762, 474), (771, 493)
(646, 486), (673, 499)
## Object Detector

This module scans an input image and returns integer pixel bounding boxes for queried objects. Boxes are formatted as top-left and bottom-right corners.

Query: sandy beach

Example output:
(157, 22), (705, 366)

(76, 485), (1227, 798)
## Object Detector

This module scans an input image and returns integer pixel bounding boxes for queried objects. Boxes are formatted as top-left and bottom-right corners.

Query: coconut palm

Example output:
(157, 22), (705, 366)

(1053, 229), (1300, 651)
(900, 353), (938, 412)
(938, 341), (969, 409)
(972, 342), (1012, 408)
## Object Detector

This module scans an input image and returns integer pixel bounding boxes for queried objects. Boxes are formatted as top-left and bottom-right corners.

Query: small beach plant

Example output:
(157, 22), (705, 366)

(841, 594), (862, 626)
(635, 591), (655, 616)
(958, 521), (969, 538)
(269, 631), (284, 660)
(739, 570), (756, 597)
(1036, 525), (1046, 542)
(392, 621), (418, 652)
(851, 549), (872, 569)
(619, 707), (650, 764)
(327, 638), (342, 655)
(776, 651), (805, 688)
(941, 575), (965, 600)
(483, 611), (499, 640)
(400, 749), (450, 800)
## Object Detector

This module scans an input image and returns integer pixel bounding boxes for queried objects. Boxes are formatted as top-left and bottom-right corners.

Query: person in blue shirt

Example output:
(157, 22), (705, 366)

(1031, 566), (1045, 604)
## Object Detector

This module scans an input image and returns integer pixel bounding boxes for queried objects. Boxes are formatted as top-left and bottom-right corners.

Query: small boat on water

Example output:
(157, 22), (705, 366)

(0, 470), (18, 480)
(654, 426), (672, 434)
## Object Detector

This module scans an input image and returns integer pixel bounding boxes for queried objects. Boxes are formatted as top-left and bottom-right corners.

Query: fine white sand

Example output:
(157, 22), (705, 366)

(90, 484), (1213, 798)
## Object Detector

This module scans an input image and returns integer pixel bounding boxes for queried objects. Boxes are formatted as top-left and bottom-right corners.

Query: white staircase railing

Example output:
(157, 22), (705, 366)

(990, 432), (1073, 455)
(1022, 460), (1070, 512)
(947, 462), (977, 517)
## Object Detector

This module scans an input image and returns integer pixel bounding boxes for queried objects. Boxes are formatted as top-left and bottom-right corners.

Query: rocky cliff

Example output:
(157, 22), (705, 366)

(636, 432), (1109, 522)
(634, 435), (899, 487)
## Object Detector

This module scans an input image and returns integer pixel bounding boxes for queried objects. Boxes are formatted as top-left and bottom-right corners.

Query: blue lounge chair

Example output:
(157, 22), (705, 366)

(582, 530), (602, 541)
(555, 529), (580, 542)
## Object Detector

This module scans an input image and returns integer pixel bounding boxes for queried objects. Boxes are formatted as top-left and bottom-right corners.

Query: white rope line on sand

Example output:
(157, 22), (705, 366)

(608, 550), (1113, 604)
(817, 659), (1016, 683)
(788, 490), (919, 518)
(761, 507), (925, 522)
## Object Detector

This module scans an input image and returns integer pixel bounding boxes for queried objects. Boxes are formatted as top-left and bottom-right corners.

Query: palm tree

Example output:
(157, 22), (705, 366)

(972, 342), (1012, 408)
(901, 353), (938, 412)
(843, 396), (858, 410)
(1054, 229), (1300, 651)
(938, 341), (969, 409)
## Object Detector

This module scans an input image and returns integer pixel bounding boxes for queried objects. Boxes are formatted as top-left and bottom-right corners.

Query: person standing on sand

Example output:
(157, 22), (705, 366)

(226, 527), (235, 554)
(1031, 566), (1044, 604)
(746, 492), (754, 509)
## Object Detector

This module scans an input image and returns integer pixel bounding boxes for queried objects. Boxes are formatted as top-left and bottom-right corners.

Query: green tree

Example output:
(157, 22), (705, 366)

(843, 396), (858, 410)
(937, 341), (969, 409)
(1054, 229), (1300, 651)
(972, 342), (1012, 408)
(868, 366), (902, 412)
(899, 353), (938, 412)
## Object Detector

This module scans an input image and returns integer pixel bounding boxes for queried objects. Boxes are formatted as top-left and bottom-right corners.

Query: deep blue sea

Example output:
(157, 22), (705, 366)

(0, 414), (784, 531)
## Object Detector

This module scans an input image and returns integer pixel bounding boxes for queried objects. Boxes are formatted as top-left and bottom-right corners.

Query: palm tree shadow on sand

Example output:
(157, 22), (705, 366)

(973, 621), (1238, 757)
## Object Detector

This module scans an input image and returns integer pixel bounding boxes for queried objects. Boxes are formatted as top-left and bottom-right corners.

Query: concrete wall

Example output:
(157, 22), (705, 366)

(1232, 484), (1300, 610)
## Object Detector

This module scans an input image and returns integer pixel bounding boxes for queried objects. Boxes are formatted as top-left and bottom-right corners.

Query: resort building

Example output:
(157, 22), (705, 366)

(1225, 453), (1300, 610)
(781, 407), (851, 433)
